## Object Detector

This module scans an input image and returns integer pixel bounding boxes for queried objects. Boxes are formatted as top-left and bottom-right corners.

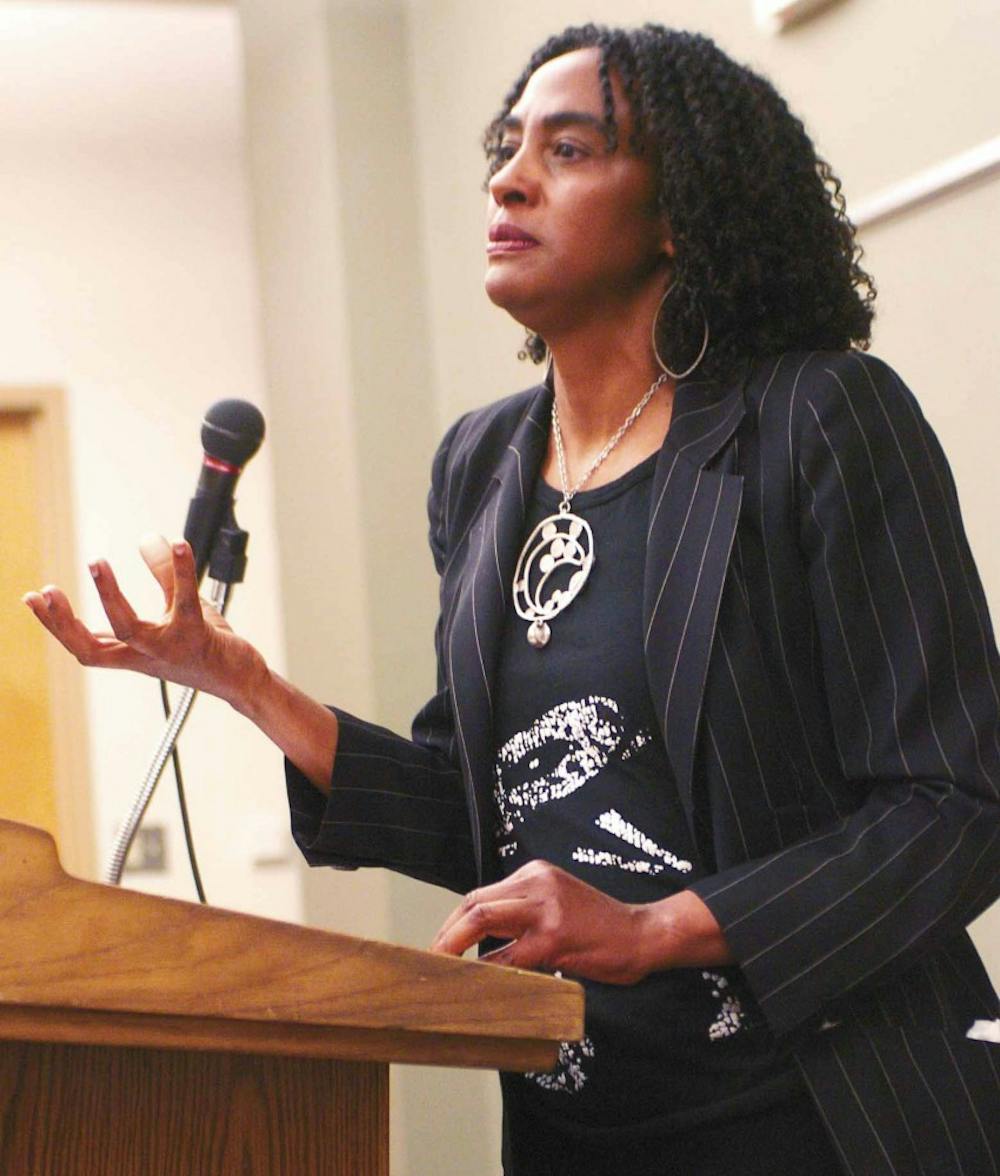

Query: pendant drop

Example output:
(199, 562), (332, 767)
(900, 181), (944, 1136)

(527, 619), (551, 648)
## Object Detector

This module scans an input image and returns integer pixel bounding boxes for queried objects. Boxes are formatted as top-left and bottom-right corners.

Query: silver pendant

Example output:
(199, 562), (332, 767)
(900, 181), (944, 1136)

(527, 619), (551, 648)
(512, 508), (594, 647)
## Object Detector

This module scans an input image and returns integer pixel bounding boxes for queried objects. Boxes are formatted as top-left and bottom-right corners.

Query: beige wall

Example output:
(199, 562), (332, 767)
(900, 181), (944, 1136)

(239, 2), (999, 1172)
(406, 0), (1000, 423)
(0, 1), (301, 922)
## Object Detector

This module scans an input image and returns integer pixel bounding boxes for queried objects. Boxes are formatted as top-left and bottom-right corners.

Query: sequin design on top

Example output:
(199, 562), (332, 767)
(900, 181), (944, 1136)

(525, 1036), (596, 1094)
(573, 809), (692, 875)
(493, 695), (652, 860)
(703, 971), (746, 1040)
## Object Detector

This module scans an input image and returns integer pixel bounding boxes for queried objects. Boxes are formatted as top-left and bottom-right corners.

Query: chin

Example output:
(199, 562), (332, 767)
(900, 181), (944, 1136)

(483, 269), (542, 327)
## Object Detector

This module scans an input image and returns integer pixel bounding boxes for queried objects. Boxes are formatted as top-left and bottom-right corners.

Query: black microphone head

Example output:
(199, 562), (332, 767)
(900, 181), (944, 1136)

(201, 399), (266, 467)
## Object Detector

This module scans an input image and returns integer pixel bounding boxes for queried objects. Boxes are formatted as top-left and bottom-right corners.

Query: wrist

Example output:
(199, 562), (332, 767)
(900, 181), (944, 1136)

(631, 890), (734, 976)
(224, 646), (273, 721)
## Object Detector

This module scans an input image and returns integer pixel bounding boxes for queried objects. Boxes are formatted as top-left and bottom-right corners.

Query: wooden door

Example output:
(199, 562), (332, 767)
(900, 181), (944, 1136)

(0, 391), (93, 876)
(0, 410), (58, 832)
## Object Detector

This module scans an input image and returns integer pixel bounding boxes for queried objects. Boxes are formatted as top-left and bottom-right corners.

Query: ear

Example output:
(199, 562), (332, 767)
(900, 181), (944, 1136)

(657, 213), (676, 260)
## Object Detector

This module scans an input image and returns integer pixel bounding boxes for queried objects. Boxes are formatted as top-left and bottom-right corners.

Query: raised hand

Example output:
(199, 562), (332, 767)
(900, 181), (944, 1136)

(22, 534), (265, 707)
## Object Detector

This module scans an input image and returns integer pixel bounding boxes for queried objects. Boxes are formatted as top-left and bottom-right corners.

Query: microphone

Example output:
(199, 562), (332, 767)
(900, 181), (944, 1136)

(183, 399), (265, 584)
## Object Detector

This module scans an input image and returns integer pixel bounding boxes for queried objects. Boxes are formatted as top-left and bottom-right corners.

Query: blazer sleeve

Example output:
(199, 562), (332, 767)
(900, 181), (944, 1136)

(285, 414), (479, 894)
(691, 352), (1000, 1036)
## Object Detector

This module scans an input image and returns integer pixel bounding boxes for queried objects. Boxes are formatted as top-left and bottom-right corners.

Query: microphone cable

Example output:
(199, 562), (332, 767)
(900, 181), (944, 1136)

(159, 679), (207, 904)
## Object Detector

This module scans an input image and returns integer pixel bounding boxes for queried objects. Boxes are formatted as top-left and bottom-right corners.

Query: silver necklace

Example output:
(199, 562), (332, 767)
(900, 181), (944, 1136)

(512, 372), (668, 647)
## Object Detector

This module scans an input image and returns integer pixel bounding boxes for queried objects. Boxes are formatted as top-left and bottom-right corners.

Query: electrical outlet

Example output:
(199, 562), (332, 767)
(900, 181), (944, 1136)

(124, 825), (167, 872)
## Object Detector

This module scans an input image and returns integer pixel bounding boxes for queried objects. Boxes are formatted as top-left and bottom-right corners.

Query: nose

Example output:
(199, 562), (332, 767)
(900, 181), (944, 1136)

(488, 144), (540, 207)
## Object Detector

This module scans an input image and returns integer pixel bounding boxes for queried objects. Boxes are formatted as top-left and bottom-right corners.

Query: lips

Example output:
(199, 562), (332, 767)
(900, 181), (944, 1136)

(488, 222), (539, 253)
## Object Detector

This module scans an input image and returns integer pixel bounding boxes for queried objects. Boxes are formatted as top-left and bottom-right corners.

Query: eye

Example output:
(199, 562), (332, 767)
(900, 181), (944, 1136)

(486, 141), (519, 179)
(552, 140), (587, 161)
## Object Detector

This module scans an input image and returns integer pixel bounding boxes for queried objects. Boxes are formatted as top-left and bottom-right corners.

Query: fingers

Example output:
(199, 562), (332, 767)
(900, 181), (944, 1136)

(139, 533), (175, 605)
(140, 536), (211, 626)
(91, 541), (202, 650)
(480, 932), (551, 973)
(23, 585), (145, 671)
(431, 897), (536, 958)
(24, 585), (91, 654)
(432, 873), (530, 946)
(168, 540), (202, 620)
(431, 861), (568, 955)
(22, 541), (217, 685)
(89, 560), (144, 644)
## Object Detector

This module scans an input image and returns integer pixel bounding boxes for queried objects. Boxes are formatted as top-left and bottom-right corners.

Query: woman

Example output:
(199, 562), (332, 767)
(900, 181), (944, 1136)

(25, 23), (1000, 1175)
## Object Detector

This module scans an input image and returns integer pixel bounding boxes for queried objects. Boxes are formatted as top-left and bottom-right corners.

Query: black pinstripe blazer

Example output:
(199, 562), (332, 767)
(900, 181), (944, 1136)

(289, 350), (1000, 1174)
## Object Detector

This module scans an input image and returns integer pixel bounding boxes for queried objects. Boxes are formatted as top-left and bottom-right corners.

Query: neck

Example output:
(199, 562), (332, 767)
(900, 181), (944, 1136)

(552, 349), (666, 434)
(543, 325), (675, 492)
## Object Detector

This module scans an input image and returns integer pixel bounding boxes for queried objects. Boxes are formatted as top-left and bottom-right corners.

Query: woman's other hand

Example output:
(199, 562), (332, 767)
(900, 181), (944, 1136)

(22, 534), (266, 709)
(430, 859), (733, 983)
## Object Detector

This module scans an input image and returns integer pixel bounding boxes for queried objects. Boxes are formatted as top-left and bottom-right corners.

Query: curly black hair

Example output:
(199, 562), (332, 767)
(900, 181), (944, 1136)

(484, 24), (875, 382)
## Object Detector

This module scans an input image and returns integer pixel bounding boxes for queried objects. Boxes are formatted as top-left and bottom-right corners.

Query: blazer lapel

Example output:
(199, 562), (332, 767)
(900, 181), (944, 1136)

(444, 383), (551, 881)
(643, 370), (749, 831)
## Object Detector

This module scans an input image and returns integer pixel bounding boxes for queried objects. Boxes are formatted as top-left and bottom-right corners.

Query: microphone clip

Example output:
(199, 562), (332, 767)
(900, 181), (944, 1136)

(206, 502), (249, 585)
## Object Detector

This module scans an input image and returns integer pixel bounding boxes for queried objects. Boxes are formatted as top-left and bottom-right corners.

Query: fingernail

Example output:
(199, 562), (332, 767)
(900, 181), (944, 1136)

(42, 590), (53, 608)
(88, 562), (100, 580)
(173, 542), (187, 557)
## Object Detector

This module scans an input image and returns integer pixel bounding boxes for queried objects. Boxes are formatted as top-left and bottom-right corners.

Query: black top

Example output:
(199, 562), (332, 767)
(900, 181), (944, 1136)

(492, 453), (800, 1147)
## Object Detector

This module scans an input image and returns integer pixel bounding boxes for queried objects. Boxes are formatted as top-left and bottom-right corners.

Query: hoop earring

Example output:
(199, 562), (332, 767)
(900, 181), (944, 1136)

(652, 284), (710, 380)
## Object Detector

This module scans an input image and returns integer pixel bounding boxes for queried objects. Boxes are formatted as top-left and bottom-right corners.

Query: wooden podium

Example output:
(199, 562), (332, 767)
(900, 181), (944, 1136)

(0, 820), (583, 1174)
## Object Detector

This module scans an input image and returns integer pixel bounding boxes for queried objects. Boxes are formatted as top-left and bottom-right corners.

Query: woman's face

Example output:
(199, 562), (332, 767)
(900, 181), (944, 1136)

(484, 47), (672, 339)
